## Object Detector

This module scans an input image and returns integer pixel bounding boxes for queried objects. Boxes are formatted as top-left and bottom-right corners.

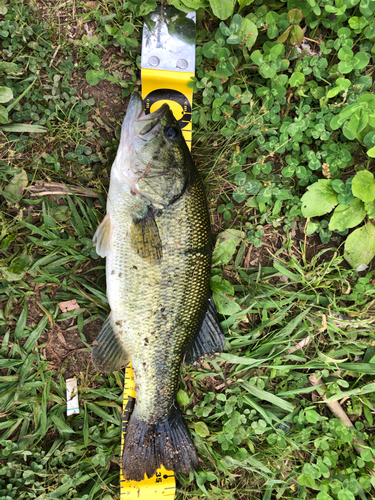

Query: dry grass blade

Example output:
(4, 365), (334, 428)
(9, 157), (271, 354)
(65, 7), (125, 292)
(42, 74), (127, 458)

(28, 181), (99, 198)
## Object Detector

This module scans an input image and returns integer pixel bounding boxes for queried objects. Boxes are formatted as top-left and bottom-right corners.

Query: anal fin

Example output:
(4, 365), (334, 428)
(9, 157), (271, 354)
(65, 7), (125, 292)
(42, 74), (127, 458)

(184, 296), (225, 365)
(130, 205), (162, 264)
(92, 315), (129, 372)
(93, 214), (111, 258)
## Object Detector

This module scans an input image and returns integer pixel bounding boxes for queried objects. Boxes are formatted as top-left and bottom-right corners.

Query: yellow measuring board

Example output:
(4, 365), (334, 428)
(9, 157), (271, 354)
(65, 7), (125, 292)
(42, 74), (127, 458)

(120, 362), (176, 498)
(141, 69), (194, 150)
(120, 5), (196, 497)
(140, 5), (196, 151)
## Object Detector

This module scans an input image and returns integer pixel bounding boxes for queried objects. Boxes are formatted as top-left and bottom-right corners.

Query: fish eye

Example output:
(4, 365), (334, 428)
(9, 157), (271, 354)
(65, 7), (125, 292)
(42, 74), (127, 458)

(164, 125), (180, 140)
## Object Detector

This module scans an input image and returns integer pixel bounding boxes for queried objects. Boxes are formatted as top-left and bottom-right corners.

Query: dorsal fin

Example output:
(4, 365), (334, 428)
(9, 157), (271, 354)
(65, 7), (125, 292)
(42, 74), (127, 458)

(91, 315), (129, 372)
(184, 296), (225, 365)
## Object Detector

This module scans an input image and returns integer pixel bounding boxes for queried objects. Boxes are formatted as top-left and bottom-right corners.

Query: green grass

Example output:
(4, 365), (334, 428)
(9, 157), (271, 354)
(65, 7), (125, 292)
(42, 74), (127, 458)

(1, 0), (375, 498)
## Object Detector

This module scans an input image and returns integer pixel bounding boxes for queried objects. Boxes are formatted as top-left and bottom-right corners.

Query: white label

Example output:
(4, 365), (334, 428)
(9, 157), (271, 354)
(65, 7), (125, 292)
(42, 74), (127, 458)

(66, 378), (79, 416)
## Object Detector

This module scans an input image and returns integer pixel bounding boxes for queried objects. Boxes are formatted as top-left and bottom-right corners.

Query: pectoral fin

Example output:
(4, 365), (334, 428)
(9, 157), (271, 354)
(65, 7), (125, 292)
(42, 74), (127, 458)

(184, 296), (225, 364)
(93, 214), (111, 258)
(130, 206), (162, 264)
(92, 315), (129, 372)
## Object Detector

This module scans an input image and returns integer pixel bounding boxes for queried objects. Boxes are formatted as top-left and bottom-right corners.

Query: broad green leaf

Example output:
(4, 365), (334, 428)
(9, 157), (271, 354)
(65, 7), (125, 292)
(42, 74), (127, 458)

(213, 290), (241, 315)
(360, 449), (373, 462)
(245, 180), (260, 194)
(164, 0), (192, 12)
(0, 254), (33, 281)
(2, 169), (28, 202)
(86, 69), (103, 86)
(0, 104), (9, 124)
(327, 87), (342, 98)
(363, 130), (375, 148)
(177, 389), (190, 406)
(317, 492), (334, 500)
(0, 86), (13, 104)
(105, 25), (118, 35)
(353, 51), (370, 70)
(87, 53), (101, 69)
(238, 18), (258, 50)
(211, 275), (234, 295)
(344, 224), (375, 270)
(220, 21), (232, 37)
(289, 25), (304, 45)
(343, 109), (368, 139)
(289, 72), (305, 87)
(182, 0), (209, 7)
(267, 23), (279, 39)
(338, 45), (353, 61)
(301, 180), (338, 217)
(250, 50), (263, 65)
(226, 34), (242, 44)
(306, 221), (319, 235)
(0, 62), (18, 74)
(233, 188), (246, 203)
(138, 0), (157, 15)
(265, 11), (280, 23)
(194, 421), (210, 437)
(202, 41), (220, 58)
(213, 228), (245, 266)
(329, 199), (366, 232)
(338, 60), (353, 74)
(212, 240), (236, 266)
(238, 0), (254, 10)
(278, 26), (292, 43)
(209, 0), (234, 20)
(330, 104), (358, 130)
(287, 8), (303, 24)
(305, 409), (320, 423)
(122, 22), (135, 36)
(229, 14), (242, 33)
(352, 170), (375, 202)
(269, 43), (284, 58)
(360, 0), (375, 17)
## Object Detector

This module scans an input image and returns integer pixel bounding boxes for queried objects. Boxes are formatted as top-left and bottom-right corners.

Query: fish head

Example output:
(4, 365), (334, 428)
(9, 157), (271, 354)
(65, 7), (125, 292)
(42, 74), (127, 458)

(115, 93), (191, 208)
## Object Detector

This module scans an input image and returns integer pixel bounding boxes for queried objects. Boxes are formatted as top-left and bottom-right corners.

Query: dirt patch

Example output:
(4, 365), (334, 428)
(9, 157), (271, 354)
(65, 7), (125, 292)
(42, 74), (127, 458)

(74, 77), (129, 139)
(39, 317), (103, 379)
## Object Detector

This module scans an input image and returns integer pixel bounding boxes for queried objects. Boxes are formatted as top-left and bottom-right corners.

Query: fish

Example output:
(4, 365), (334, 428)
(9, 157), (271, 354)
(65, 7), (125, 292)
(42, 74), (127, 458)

(91, 93), (225, 481)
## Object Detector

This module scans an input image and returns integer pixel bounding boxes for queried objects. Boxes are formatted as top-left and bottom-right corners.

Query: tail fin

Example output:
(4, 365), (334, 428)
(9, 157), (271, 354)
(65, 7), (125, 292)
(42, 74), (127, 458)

(122, 405), (199, 481)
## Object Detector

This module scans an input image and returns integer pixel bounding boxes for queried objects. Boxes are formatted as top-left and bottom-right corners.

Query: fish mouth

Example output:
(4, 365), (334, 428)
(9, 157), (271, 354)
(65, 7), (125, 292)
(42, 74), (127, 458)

(133, 104), (169, 137)
(126, 92), (169, 137)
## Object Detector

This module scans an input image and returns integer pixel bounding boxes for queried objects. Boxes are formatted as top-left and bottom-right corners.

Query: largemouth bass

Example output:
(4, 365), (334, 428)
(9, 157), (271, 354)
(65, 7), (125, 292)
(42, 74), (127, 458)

(92, 93), (225, 481)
